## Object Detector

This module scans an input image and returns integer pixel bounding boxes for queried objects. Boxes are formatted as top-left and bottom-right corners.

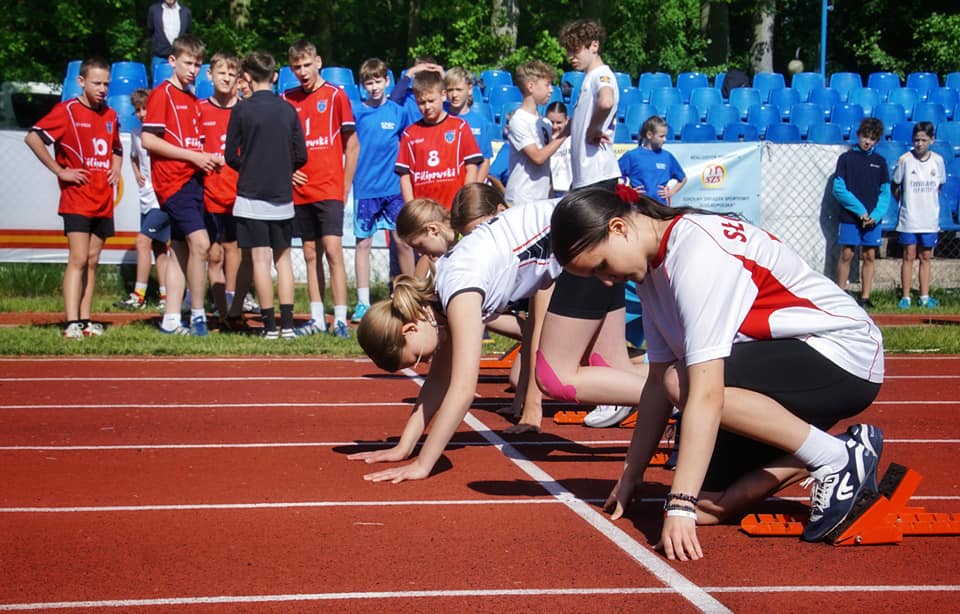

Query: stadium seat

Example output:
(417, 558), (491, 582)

(321, 66), (356, 88)
(830, 103), (865, 139)
(764, 123), (801, 143)
(828, 72), (862, 102)
(877, 199), (900, 233)
(905, 72), (939, 101)
(538, 85), (564, 115)
(848, 87), (880, 117)
(791, 72), (824, 102)
(64, 60), (82, 82)
(872, 102), (906, 137)
(887, 88), (920, 119)
(665, 103), (699, 140)
(689, 87), (722, 120)
(109, 61), (148, 96)
(474, 100), (494, 123)
(945, 72), (960, 92)
(938, 122), (960, 159)
(618, 87), (643, 119)
(874, 140), (908, 176)
(195, 79), (214, 99)
(746, 103), (781, 138)
(890, 121), (916, 145)
(926, 88), (958, 120)
(913, 102), (946, 128)
(948, 157), (960, 179)
(480, 69), (513, 93)
(613, 71), (634, 91)
(497, 101), (522, 131)
(728, 87), (762, 120)
(752, 71), (786, 102)
(624, 102), (655, 139)
(650, 87), (682, 117)
(722, 122), (760, 142)
(613, 121), (635, 144)
(705, 103), (740, 135)
(560, 71), (584, 103)
(277, 66), (299, 92)
(867, 72), (901, 101)
(929, 140), (954, 163)
(713, 71), (725, 94)
(152, 62), (174, 87)
(789, 102), (826, 138)
(638, 72), (672, 102)
(335, 81), (362, 101)
(809, 87), (840, 120)
(769, 88), (802, 120)
(107, 94), (140, 133)
(61, 78), (83, 101)
(808, 123), (844, 144)
(938, 176), (960, 231)
(679, 122), (717, 142)
(488, 85), (522, 119)
(676, 71), (709, 102)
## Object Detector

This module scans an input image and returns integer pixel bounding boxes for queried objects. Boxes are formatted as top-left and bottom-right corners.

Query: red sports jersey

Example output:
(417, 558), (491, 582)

(143, 81), (203, 204)
(198, 98), (239, 214)
(32, 99), (122, 218)
(282, 82), (355, 205)
(395, 114), (482, 208)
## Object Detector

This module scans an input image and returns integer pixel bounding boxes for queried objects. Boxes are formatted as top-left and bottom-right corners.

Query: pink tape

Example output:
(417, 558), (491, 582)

(535, 350), (579, 402)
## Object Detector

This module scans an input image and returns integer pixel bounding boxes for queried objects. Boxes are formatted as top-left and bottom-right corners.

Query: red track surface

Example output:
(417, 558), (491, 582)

(1, 355), (959, 612)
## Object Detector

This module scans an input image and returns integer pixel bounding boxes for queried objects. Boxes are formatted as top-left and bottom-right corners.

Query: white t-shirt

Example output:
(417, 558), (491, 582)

(161, 2), (181, 46)
(636, 214), (884, 383)
(505, 108), (553, 204)
(893, 151), (946, 233)
(131, 128), (160, 214)
(570, 64), (620, 188)
(550, 137), (572, 195)
(434, 198), (563, 322)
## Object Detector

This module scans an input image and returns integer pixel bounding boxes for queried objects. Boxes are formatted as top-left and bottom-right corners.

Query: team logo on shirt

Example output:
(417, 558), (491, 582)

(444, 130), (455, 143)
(701, 163), (726, 188)
(106, 122), (113, 134)
(317, 101), (327, 113)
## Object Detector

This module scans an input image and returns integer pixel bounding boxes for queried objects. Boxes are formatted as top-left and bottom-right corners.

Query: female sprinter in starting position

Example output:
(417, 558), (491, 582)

(549, 186), (885, 558)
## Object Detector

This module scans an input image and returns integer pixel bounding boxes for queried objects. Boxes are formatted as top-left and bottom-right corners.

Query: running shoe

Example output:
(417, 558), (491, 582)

(350, 303), (369, 323)
(583, 404), (635, 428)
(919, 296), (940, 308)
(63, 321), (85, 340)
(157, 298), (166, 312)
(280, 328), (296, 340)
(294, 318), (326, 336)
(242, 293), (261, 314)
(220, 315), (248, 333)
(331, 320), (350, 339)
(159, 323), (191, 336)
(859, 297), (876, 309)
(260, 329), (279, 340)
(839, 424), (884, 493)
(190, 315), (209, 337)
(114, 292), (145, 311)
(801, 437), (880, 542)
(83, 321), (104, 337)
(897, 297), (911, 310)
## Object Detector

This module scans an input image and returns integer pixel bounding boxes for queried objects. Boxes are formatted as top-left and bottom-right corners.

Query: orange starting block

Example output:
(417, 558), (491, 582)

(480, 342), (521, 369)
(741, 463), (960, 546)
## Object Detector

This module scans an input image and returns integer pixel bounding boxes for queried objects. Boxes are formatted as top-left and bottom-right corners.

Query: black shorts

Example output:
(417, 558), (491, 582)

(546, 272), (625, 319)
(62, 214), (115, 239)
(205, 211), (237, 244)
(701, 338), (881, 492)
(236, 217), (293, 250)
(163, 175), (205, 241)
(293, 200), (344, 240)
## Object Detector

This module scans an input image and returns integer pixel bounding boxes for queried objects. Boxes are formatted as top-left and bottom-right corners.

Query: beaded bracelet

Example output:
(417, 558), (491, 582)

(663, 503), (696, 513)
(665, 492), (699, 506)
(665, 508), (698, 521)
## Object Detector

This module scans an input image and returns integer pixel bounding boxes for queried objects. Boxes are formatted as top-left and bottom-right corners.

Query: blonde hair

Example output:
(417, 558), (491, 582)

(357, 275), (436, 372)
(288, 39), (317, 62)
(514, 60), (555, 88)
(396, 198), (451, 241)
(171, 34), (205, 60)
(208, 52), (241, 73)
(450, 183), (506, 235)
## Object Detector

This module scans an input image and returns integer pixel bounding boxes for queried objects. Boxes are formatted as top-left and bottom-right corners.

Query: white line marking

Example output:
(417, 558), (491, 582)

(0, 376), (391, 382)
(885, 375), (960, 379)
(0, 400), (576, 410)
(0, 499), (559, 513)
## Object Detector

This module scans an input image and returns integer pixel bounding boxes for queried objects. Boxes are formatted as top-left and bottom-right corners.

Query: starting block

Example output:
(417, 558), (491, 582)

(740, 463), (960, 546)
(480, 342), (521, 369)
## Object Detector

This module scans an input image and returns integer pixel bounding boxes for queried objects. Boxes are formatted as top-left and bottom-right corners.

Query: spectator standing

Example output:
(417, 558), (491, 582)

(147, 0), (192, 72)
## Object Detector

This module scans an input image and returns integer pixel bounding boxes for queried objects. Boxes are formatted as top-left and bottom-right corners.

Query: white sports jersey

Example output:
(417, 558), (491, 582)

(434, 199), (562, 322)
(570, 64), (620, 188)
(505, 108), (552, 204)
(636, 214), (884, 383)
(131, 128), (159, 214)
(893, 151), (946, 233)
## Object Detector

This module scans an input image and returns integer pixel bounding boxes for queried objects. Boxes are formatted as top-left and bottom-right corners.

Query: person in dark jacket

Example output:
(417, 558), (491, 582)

(147, 1), (192, 64)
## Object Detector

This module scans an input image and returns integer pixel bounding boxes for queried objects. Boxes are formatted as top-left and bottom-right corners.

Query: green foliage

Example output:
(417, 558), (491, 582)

(913, 13), (960, 77)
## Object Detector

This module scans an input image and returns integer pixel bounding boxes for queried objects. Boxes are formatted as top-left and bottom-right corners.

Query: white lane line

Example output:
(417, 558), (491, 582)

(0, 400), (576, 410)
(885, 375), (960, 379)
(0, 499), (559, 514)
(0, 357), (371, 363)
(0, 376), (397, 382)
(4, 585), (960, 611)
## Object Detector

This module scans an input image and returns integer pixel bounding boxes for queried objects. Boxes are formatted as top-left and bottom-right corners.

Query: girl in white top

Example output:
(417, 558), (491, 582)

(546, 102), (573, 196)
(893, 121), (947, 308)
(550, 186), (885, 558)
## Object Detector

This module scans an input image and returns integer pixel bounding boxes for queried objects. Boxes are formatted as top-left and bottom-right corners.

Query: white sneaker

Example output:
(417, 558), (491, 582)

(583, 404), (634, 427)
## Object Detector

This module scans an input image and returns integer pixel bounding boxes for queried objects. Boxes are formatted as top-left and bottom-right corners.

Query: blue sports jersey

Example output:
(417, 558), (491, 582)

(489, 142), (510, 185)
(450, 107), (496, 161)
(352, 99), (411, 198)
(617, 147), (686, 205)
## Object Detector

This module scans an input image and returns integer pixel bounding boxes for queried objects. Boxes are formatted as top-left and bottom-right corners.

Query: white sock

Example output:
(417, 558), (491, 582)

(161, 313), (181, 331)
(357, 287), (370, 306)
(920, 295), (929, 302)
(794, 426), (847, 471)
(191, 308), (206, 322)
(134, 282), (148, 297)
(310, 301), (327, 328)
(334, 305), (347, 324)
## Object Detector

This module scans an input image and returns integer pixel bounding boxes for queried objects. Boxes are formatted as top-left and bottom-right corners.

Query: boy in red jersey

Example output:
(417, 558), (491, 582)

(198, 52), (248, 325)
(283, 39), (359, 339)
(142, 34), (223, 336)
(396, 70), (482, 208)
(25, 57), (122, 339)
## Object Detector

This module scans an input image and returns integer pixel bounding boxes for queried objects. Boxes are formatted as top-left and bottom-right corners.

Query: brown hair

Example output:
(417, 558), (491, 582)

(171, 34), (205, 60)
(396, 198), (451, 241)
(558, 19), (606, 53)
(640, 115), (668, 145)
(450, 183), (506, 235)
(208, 52), (241, 74)
(412, 70), (444, 96)
(357, 275), (436, 372)
(857, 117), (883, 141)
(514, 60), (555, 88)
(288, 39), (317, 62)
(79, 57), (110, 78)
(130, 88), (150, 109)
(242, 50), (276, 84)
(360, 58), (388, 83)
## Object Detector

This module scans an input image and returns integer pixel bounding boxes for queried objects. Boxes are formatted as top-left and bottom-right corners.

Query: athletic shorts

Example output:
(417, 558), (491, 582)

(61, 214), (115, 239)
(294, 200), (344, 240)
(898, 232), (938, 249)
(236, 217), (293, 251)
(546, 272), (625, 319)
(162, 175), (205, 241)
(838, 221), (882, 247)
(140, 209), (171, 243)
(354, 194), (405, 239)
(700, 338), (881, 492)
(205, 211), (237, 244)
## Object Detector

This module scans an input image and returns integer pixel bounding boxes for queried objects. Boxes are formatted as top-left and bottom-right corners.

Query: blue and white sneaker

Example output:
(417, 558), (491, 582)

(801, 436), (880, 542)
(331, 320), (350, 339)
(190, 315), (209, 337)
(294, 318), (326, 337)
(840, 424), (884, 492)
(350, 303), (369, 323)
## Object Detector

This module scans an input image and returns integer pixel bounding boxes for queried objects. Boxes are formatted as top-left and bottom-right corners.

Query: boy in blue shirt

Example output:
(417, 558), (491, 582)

(617, 115), (686, 205)
(351, 58), (414, 320)
(445, 67), (497, 183)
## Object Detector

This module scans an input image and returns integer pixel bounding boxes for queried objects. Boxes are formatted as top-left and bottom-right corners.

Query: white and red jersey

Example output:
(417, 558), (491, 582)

(143, 81), (203, 204)
(198, 98), (239, 214)
(434, 198), (562, 322)
(893, 151), (946, 233)
(636, 214), (884, 383)
(282, 82), (355, 204)
(31, 99), (121, 218)
(396, 114), (482, 208)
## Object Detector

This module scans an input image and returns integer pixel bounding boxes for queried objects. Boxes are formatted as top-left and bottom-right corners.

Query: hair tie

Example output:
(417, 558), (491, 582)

(614, 183), (640, 205)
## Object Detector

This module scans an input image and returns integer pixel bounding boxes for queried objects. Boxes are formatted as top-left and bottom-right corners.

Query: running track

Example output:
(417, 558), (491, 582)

(1, 355), (958, 612)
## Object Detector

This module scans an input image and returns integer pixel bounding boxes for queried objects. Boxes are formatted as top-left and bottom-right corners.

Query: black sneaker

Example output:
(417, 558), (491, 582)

(802, 437), (880, 542)
(859, 297), (875, 309)
(839, 424), (884, 493)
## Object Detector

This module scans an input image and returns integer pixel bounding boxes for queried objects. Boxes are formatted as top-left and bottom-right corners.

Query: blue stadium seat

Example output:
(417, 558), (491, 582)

(808, 123), (844, 144)
(613, 121), (635, 144)
(618, 87), (643, 119)
(905, 72), (939, 101)
(791, 72), (824, 102)
(769, 88), (802, 120)
(61, 78), (84, 101)
(929, 141), (954, 163)
(830, 103), (865, 140)
(746, 103), (781, 138)
(728, 87), (761, 119)
(650, 87), (682, 117)
(537, 85), (564, 115)
(152, 62), (174, 87)
(722, 122), (760, 142)
(926, 88), (958, 121)
(752, 71), (786, 103)
(665, 104), (699, 140)
(789, 102), (826, 138)
(890, 121), (916, 144)
(705, 103), (740, 135)
(109, 61), (148, 96)
(473, 100), (494, 123)
(195, 79), (214, 99)
(321, 66), (356, 88)
(624, 102), (655, 139)
(938, 176), (960, 231)
(613, 71), (634, 91)
(480, 69), (513, 93)
(713, 72), (725, 94)
(497, 101), (522, 132)
(676, 71), (709, 102)
(488, 85), (522, 119)
(887, 88), (920, 119)
(277, 66), (299, 93)
(872, 102), (906, 137)
(108, 94), (140, 133)
(64, 60), (82, 82)
(560, 71), (584, 103)
(867, 72), (901, 101)
(878, 199), (900, 233)
(764, 123), (801, 143)
(689, 87), (722, 120)
(638, 72), (672, 102)
(679, 122), (717, 142)
(913, 102), (946, 127)
(948, 157), (960, 179)
(874, 140), (908, 176)
(945, 72), (960, 92)
(828, 72), (862, 102)
(938, 122), (960, 159)
(848, 87), (880, 117)
(809, 87), (840, 120)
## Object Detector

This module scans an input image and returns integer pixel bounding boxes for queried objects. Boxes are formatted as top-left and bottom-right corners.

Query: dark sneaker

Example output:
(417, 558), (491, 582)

(114, 293), (145, 310)
(839, 424), (884, 493)
(802, 438), (880, 542)
(280, 328), (296, 340)
(331, 320), (350, 339)
(190, 315), (209, 337)
(294, 318), (326, 336)
(859, 297), (876, 309)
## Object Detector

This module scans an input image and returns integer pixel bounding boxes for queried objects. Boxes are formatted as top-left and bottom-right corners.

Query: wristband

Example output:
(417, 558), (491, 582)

(665, 492), (699, 506)
(665, 508), (698, 521)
